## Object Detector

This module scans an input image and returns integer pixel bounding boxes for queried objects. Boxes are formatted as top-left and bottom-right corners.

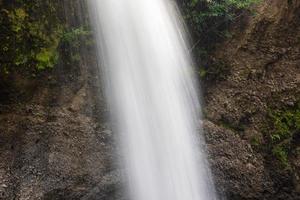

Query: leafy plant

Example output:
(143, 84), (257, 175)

(62, 27), (91, 44)
(272, 145), (289, 167)
(183, 0), (260, 48)
(178, 0), (260, 80)
(0, 0), (64, 75)
(267, 103), (300, 167)
(36, 48), (59, 70)
(61, 26), (92, 64)
(268, 104), (300, 143)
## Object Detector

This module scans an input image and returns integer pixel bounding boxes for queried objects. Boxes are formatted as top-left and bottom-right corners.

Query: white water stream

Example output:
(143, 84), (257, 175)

(88, 0), (217, 199)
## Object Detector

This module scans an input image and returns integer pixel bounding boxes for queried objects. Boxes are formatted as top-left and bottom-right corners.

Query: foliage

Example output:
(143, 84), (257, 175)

(62, 27), (91, 44)
(250, 136), (261, 146)
(178, 0), (260, 80)
(0, 0), (64, 75)
(268, 104), (300, 143)
(267, 103), (300, 167)
(180, 0), (259, 48)
(61, 26), (93, 64)
(272, 145), (289, 167)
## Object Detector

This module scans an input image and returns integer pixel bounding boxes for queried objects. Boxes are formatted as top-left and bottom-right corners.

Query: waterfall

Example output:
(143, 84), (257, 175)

(87, 0), (217, 199)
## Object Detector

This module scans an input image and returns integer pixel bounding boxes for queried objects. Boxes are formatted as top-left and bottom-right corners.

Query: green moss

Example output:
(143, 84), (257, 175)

(62, 27), (91, 44)
(198, 67), (207, 78)
(36, 48), (59, 70)
(267, 102), (300, 167)
(272, 145), (289, 168)
(250, 136), (261, 146)
(0, 0), (64, 75)
(60, 26), (92, 64)
(268, 103), (300, 143)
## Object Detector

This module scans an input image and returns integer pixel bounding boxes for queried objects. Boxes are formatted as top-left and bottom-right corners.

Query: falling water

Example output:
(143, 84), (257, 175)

(88, 0), (217, 199)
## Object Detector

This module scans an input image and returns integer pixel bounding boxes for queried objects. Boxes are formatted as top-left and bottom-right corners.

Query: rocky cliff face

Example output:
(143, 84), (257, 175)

(204, 0), (300, 199)
(0, 1), (121, 200)
(0, 29), (121, 200)
(0, 0), (299, 200)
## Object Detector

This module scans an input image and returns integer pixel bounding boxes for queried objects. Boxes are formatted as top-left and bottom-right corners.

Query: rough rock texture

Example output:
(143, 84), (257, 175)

(204, 0), (300, 199)
(0, 48), (123, 200)
(0, 1), (121, 197)
(204, 120), (274, 200)
(205, 0), (300, 131)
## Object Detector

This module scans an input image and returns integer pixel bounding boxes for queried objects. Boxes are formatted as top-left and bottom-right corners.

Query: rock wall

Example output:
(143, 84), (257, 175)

(204, 0), (300, 199)
(0, 1), (120, 200)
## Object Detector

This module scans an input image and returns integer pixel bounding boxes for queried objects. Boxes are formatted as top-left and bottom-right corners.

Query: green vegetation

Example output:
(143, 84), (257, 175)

(267, 103), (300, 167)
(0, 0), (93, 78)
(60, 26), (93, 65)
(181, 0), (259, 49)
(250, 136), (261, 146)
(272, 145), (289, 167)
(0, 1), (64, 75)
(62, 27), (91, 44)
(178, 0), (260, 80)
(0, 0), (260, 80)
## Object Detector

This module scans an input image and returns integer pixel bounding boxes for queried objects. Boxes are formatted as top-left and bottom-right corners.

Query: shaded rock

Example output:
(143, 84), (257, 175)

(203, 120), (274, 199)
(204, 0), (300, 199)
